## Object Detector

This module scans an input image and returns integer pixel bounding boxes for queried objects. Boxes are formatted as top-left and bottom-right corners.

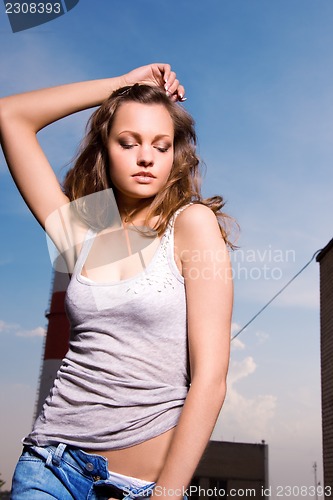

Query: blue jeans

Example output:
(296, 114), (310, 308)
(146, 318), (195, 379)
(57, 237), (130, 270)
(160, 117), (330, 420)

(11, 443), (157, 500)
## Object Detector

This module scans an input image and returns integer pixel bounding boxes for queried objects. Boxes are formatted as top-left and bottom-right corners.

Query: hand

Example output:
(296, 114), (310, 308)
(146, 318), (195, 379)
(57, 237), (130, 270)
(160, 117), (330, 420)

(123, 63), (186, 102)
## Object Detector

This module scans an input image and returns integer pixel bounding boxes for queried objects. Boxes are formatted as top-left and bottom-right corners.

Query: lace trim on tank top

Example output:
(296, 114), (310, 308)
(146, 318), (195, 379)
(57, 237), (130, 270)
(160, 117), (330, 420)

(75, 203), (193, 296)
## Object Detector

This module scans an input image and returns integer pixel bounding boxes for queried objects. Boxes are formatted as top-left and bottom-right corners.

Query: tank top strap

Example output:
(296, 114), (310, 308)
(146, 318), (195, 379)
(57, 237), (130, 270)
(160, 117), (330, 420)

(71, 227), (96, 277)
(157, 202), (193, 278)
(169, 202), (194, 231)
(162, 202), (194, 252)
(71, 205), (194, 278)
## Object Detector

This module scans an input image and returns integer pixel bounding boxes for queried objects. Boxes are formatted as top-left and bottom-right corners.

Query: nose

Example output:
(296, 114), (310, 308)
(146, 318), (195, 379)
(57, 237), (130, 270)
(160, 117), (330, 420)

(137, 144), (154, 167)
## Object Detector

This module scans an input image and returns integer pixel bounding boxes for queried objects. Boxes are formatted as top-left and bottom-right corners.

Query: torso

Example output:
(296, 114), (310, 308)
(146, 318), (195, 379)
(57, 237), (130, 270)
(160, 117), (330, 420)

(81, 213), (184, 480)
(83, 427), (176, 481)
(78, 215), (183, 283)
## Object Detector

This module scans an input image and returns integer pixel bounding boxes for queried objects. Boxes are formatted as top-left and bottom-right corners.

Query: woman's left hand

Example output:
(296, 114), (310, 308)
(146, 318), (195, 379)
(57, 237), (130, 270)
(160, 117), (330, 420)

(122, 63), (186, 102)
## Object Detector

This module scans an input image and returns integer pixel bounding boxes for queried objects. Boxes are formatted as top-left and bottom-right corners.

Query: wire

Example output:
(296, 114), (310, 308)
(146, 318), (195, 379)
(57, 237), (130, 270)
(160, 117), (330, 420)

(231, 247), (324, 342)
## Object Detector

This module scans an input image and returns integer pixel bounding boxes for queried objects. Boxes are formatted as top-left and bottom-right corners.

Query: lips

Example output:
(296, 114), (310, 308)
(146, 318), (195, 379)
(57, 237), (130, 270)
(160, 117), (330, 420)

(132, 171), (155, 178)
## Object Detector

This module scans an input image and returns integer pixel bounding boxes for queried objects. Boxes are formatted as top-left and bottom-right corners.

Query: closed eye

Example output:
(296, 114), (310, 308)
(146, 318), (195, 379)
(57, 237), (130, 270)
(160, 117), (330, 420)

(119, 142), (171, 152)
(154, 145), (171, 153)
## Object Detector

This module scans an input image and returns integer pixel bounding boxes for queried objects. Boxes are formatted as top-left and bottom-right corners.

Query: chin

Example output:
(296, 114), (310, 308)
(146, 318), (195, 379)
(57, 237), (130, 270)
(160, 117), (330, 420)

(114, 187), (160, 202)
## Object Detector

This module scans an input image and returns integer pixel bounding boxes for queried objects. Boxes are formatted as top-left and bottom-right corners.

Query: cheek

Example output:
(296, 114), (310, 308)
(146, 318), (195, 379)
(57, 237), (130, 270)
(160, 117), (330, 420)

(108, 150), (126, 176)
(162, 155), (174, 178)
(107, 160), (124, 189)
(159, 148), (174, 170)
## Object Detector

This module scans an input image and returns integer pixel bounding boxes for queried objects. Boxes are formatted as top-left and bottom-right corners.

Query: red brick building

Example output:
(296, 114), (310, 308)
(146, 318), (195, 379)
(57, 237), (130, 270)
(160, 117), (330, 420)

(317, 238), (333, 495)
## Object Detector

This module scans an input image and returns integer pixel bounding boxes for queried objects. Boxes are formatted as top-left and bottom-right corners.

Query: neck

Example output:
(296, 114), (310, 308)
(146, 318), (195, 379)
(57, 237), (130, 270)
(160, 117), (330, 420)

(115, 194), (155, 224)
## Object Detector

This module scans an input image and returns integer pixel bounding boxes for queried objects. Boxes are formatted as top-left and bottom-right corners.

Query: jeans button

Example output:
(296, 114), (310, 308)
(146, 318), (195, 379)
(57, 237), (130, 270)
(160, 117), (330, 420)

(85, 462), (94, 472)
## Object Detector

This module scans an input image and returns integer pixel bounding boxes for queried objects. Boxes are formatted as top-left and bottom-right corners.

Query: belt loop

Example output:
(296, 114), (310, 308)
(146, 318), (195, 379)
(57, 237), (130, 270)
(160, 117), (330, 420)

(52, 443), (67, 466)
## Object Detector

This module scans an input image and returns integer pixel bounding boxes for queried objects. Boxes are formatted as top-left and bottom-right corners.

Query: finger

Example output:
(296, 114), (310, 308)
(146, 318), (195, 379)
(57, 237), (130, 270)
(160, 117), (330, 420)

(177, 84), (186, 101)
(170, 91), (186, 103)
(167, 78), (180, 97)
(154, 63), (171, 86)
(168, 86), (187, 103)
(160, 63), (171, 84)
(164, 71), (176, 93)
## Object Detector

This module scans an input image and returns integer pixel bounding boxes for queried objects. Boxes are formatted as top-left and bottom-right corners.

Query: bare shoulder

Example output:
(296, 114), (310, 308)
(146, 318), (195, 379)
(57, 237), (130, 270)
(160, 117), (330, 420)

(175, 203), (223, 243)
(174, 204), (229, 272)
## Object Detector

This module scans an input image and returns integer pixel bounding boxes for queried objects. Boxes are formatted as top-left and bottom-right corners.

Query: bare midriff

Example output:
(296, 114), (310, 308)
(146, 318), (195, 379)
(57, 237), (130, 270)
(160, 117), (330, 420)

(82, 215), (182, 485)
(83, 427), (176, 482)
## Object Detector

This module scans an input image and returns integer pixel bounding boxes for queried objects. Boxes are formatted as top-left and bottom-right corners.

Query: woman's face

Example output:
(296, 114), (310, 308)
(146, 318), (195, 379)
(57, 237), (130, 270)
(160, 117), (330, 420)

(107, 101), (175, 207)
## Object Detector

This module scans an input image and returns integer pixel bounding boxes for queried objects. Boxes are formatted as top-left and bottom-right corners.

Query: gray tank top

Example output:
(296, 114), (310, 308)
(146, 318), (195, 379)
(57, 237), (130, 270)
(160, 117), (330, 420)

(23, 204), (192, 450)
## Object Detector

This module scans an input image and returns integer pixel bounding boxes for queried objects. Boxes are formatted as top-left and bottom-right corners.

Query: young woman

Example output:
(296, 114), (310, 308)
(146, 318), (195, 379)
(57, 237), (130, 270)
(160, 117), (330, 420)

(0, 63), (233, 500)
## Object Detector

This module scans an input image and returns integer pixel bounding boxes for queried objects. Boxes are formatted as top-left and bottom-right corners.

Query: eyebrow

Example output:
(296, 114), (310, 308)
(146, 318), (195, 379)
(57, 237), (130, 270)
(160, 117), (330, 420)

(117, 131), (172, 140)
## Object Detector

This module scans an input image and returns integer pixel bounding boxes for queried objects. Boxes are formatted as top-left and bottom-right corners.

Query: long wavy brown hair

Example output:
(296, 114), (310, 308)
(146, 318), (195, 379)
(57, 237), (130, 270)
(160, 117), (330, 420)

(63, 84), (236, 248)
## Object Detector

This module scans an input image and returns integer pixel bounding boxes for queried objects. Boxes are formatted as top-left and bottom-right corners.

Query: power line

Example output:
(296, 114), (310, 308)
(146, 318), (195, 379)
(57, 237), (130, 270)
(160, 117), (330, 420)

(231, 247), (323, 342)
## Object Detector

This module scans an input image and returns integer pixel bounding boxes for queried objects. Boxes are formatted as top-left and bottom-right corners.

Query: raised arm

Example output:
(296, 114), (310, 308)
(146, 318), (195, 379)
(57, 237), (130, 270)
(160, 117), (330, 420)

(0, 63), (184, 230)
(0, 75), (121, 229)
(153, 203), (233, 499)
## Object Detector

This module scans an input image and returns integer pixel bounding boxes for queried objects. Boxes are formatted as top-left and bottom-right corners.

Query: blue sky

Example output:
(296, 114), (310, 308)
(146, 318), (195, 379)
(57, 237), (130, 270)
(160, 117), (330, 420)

(1, 0), (332, 492)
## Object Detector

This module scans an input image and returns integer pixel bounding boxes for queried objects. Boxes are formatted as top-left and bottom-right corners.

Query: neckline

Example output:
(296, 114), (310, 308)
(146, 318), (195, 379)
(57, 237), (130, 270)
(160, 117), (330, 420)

(76, 226), (169, 287)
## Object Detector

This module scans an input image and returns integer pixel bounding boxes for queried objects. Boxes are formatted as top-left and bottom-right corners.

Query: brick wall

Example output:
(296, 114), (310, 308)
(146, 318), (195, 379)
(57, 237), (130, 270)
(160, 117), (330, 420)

(317, 239), (333, 496)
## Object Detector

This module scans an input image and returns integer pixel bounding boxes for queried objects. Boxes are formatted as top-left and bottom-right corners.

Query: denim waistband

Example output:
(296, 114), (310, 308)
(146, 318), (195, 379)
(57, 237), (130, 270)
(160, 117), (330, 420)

(25, 443), (156, 499)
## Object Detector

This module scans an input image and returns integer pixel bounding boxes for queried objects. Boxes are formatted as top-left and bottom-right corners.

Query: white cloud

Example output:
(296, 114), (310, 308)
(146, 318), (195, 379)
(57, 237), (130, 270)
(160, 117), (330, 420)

(231, 325), (269, 348)
(231, 337), (245, 350)
(0, 319), (45, 338)
(212, 356), (277, 443)
(228, 356), (256, 384)
(0, 320), (18, 333)
(230, 322), (246, 349)
(218, 388), (277, 442)
(212, 355), (322, 487)
(16, 326), (45, 338)
(231, 322), (241, 335)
